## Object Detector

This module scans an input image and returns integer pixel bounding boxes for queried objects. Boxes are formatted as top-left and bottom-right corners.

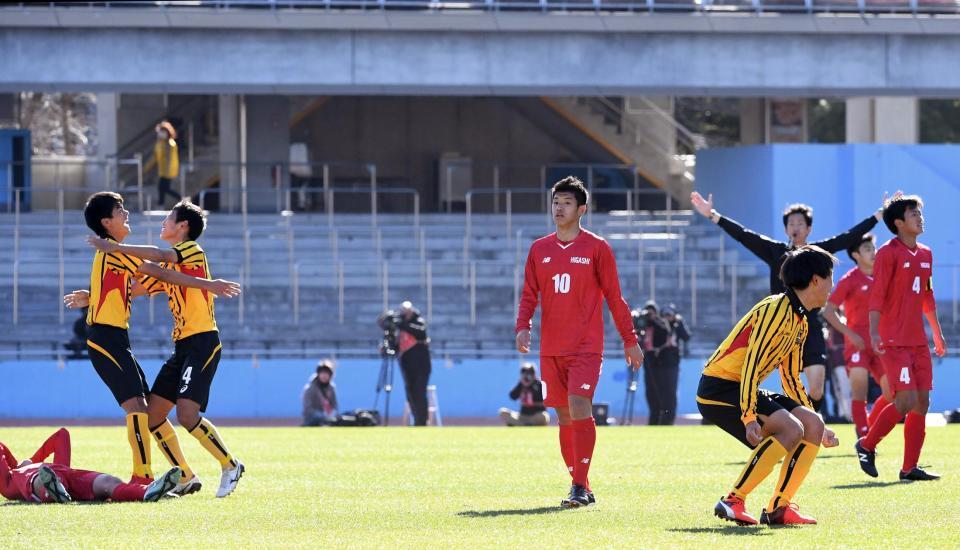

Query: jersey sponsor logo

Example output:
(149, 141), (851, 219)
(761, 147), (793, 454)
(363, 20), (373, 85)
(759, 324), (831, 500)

(570, 256), (591, 265)
(542, 257), (551, 263)
(795, 336), (802, 345)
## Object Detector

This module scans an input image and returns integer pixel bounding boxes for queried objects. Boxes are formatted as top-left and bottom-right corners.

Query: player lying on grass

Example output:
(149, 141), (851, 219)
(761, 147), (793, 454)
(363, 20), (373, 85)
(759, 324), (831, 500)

(697, 246), (840, 526)
(0, 428), (181, 504)
(72, 200), (245, 498)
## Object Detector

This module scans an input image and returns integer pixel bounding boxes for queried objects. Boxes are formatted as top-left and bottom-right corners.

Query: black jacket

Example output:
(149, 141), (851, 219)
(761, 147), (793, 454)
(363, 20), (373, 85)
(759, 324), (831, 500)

(717, 214), (877, 294)
(509, 381), (546, 416)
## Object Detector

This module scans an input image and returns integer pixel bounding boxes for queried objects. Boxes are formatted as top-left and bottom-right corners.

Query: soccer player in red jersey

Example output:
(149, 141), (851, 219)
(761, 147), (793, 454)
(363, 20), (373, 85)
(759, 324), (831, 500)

(855, 195), (948, 481)
(823, 233), (893, 438)
(515, 176), (644, 508)
(0, 428), (182, 503)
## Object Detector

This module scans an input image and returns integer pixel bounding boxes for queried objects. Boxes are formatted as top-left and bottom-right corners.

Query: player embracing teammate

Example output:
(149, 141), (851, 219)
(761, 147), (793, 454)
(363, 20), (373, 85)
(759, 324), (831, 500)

(515, 176), (643, 508)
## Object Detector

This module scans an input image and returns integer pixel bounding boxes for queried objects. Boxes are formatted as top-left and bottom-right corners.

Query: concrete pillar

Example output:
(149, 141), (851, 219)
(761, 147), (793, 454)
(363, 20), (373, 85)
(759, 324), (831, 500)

(845, 97), (873, 143)
(0, 94), (15, 125)
(874, 97), (918, 144)
(96, 93), (119, 158)
(244, 95), (289, 213)
(846, 97), (918, 144)
(218, 94), (241, 213)
(739, 98), (765, 145)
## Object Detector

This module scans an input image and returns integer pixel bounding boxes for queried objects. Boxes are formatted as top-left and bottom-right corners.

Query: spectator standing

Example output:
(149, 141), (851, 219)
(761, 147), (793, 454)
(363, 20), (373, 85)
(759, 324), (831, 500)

(397, 301), (432, 426)
(153, 121), (181, 208)
(634, 301), (674, 425)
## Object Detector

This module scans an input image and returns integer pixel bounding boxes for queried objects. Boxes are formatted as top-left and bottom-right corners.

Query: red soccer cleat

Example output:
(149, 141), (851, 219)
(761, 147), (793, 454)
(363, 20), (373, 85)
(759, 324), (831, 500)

(714, 494), (758, 526)
(760, 503), (818, 525)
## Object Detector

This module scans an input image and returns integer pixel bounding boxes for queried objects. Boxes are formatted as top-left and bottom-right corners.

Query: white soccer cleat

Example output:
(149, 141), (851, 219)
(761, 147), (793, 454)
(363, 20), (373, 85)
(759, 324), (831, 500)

(170, 474), (203, 496)
(144, 467), (183, 502)
(216, 461), (244, 498)
(35, 465), (72, 503)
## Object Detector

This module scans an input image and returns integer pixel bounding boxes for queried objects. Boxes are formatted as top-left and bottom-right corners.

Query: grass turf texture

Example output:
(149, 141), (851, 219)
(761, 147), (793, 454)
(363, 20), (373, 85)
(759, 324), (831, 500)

(1, 425), (959, 548)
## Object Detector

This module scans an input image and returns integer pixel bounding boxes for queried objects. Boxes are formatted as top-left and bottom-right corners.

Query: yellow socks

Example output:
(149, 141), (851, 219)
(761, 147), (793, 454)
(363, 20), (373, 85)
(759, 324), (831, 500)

(189, 418), (237, 469)
(768, 440), (819, 512)
(152, 419), (195, 480)
(730, 436), (788, 500)
(125, 412), (152, 479)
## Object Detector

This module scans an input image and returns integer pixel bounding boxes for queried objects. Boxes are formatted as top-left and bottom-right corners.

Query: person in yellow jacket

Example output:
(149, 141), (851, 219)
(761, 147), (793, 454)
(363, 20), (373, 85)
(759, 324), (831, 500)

(154, 121), (180, 208)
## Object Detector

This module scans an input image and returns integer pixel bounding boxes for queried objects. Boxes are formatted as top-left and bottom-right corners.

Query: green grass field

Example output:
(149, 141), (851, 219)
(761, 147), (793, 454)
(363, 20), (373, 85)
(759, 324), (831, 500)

(2, 424), (959, 548)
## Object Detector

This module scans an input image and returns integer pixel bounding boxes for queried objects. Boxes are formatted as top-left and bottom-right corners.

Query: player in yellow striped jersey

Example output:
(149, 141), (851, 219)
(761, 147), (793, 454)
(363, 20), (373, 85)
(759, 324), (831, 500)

(700, 246), (840, 527)
(84, 200), (244, 498)
(64, 192), (240, 489)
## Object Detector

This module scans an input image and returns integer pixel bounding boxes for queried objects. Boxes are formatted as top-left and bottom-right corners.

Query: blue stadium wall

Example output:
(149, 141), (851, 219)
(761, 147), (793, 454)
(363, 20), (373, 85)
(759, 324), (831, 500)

(697, 144), (960, 300)
(3, 357), (959, 419)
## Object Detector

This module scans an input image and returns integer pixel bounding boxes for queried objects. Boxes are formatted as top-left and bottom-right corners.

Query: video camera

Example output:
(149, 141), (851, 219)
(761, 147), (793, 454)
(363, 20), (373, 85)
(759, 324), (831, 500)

(377, 310), (403, 357)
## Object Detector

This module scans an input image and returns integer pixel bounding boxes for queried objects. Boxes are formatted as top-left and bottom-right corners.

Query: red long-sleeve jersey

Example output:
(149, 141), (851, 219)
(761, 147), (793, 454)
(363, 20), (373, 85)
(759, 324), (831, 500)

(0, 428), (71, 501)
(869, 238), (936, 347)
(515, 230), (638, 356)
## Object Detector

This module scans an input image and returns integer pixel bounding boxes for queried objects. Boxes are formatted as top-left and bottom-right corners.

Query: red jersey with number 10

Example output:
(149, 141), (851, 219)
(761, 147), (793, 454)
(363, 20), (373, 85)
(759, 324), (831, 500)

(827, 267), (873, 346)
(515, 230), (638, 356)
(869, 237), (935, 347)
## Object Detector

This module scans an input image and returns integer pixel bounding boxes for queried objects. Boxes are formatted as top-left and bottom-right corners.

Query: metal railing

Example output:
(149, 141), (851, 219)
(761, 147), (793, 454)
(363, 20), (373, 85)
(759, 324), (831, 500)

(15, 1), (960, 16)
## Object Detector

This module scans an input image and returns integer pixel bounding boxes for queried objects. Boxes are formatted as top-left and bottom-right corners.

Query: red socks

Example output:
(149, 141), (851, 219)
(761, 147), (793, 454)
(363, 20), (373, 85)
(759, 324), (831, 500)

(571, 418), (596, 488)
(867, 396), (891, 428)
(558, 424), (575, 478)
(851, 400), (868, 438)
(861, 402), (903, 451)
(902, 412), (926, 473)
(110, 482), (147, 502)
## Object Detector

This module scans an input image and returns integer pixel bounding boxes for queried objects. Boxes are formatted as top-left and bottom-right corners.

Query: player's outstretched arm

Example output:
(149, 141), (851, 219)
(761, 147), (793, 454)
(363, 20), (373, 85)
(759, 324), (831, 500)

(63, 289), (90, 309)
(87, 236), (178, 264)
(136, 263), (241, 298)
(691, 191), (781, 263)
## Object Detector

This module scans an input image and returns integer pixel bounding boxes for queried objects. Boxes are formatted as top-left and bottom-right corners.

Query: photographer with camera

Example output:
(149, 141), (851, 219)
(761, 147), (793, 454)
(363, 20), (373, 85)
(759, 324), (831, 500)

(499, 363), (550, 426)
(380, 301), (433, 426)
(301, 360), (339, 427)
(633, 300), (678, 425)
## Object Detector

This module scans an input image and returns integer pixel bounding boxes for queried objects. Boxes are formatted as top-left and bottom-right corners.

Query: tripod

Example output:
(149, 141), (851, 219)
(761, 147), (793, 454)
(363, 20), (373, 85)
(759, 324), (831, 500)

(621, 365), (640, 426)
(374, 348), (398, 426)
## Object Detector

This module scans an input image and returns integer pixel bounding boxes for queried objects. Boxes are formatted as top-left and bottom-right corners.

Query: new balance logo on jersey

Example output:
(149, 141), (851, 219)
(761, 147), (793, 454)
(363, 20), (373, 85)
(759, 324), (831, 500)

(921, 262), (930, 268)
(904, 262), (910, 268)
(542, 257), (551, 264)
(861, 285), (869, 291)
(580, 383), (591, 390)
(570, 257), (591, 265)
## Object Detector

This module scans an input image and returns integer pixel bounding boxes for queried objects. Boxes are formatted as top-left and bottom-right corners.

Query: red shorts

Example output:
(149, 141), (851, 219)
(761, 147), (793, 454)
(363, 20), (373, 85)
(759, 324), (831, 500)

(59, 468), (100, 501)
(540, 354), (602, 408)
(844, 346), (885, 383)
(880, 345), (933, 393)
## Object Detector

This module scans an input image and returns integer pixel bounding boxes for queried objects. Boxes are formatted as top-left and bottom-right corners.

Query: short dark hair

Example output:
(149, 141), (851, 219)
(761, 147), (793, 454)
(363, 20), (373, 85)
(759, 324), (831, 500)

(846, 233), (876, 261)
(882, 195), (923, 234)
(316, 359), (335, 375)
(782, 204), (813, 228)
(171, 200), (206, 241)
(552, 176), (588, 207)
(84, 192), (123, 239)
(779, 245), (837, 290)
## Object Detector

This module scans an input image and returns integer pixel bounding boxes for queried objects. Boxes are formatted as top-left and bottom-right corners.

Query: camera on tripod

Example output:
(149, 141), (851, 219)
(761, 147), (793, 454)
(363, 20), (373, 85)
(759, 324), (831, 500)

(377, 310), (403, 357)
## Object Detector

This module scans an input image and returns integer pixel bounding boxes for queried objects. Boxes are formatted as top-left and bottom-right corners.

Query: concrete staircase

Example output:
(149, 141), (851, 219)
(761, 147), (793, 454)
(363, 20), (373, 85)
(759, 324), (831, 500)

(546, 96), (695, 205)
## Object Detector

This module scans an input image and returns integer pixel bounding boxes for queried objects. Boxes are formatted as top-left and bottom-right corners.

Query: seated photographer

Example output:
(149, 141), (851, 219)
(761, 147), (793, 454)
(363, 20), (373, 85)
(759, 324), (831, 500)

(499, 363), (550, 426)
(301, 360), (339, 427)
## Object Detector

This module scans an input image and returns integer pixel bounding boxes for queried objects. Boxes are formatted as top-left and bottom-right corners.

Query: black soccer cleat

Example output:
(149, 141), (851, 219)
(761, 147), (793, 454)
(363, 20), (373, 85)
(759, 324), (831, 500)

(899, 467), (941, 481)
(855, 438), (878, 478)
(560, 484), (590, 508)
(586, 489), (596, 505)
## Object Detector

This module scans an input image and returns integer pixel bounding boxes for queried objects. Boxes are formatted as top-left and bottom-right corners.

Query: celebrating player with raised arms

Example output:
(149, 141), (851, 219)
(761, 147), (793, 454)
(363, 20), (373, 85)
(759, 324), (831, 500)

(700, 246), (839, 526)
(855, 195), (947, 481)
(515, 176), (644, 508)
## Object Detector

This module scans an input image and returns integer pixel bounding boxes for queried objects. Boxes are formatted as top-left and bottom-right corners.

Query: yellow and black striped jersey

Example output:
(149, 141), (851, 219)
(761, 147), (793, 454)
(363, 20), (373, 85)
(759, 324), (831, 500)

(140, 240), (218, 341)
(87, 239), (143, 329)
(702, 291), (811, 425)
